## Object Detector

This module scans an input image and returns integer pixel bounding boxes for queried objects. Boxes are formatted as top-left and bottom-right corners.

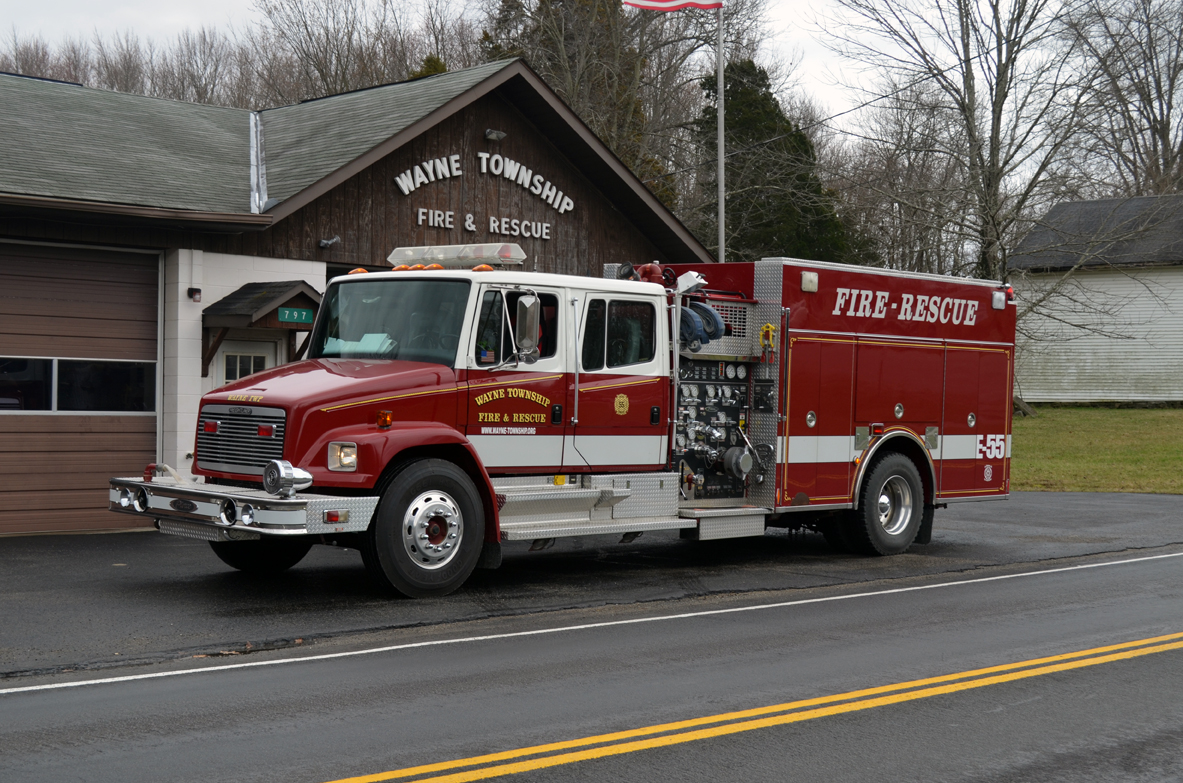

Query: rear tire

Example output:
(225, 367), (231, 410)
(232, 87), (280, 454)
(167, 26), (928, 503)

(209, 537), (313, 574)
(360, 459), (484, 598)
(844, 453), (924, 555)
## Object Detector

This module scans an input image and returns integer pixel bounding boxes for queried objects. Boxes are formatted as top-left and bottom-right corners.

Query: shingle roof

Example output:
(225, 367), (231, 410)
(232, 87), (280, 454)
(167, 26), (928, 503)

(203, 280), (322, 328)
(261, 60), (514, 202)
(0, 62), (515, 215)
(1010, 195), (1183, 271)
(0, 73), (248, 213)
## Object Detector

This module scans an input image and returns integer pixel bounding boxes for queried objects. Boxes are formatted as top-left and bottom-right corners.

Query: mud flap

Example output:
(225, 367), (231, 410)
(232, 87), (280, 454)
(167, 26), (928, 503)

(914, 504), (935, 545)
(477, 540), (503, 569)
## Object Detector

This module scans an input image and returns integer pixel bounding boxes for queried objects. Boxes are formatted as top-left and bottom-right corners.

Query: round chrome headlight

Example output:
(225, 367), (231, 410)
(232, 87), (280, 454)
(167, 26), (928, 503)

(240, 503), (255, 526)
(218, 498), (237, 526)
(119, 488), (133, 509)
(133, 488), (150, 513)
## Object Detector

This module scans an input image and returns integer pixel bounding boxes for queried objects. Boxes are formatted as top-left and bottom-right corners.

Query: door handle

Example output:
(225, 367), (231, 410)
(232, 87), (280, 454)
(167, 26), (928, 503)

(551, 404), (563, 425)
(651, 406), (661, 425)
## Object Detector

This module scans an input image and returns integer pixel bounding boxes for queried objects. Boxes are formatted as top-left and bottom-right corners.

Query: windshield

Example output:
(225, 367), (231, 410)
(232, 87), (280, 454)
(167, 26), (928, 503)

(308, 278), (471, 366)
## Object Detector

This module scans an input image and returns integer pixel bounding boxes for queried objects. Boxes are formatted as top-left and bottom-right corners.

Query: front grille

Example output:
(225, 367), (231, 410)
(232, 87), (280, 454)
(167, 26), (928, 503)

(196, 404), (287, 475)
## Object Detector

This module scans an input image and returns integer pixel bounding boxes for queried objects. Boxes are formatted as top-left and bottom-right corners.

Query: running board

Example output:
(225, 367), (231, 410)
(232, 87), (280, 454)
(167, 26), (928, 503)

(499, 515), (694, 541)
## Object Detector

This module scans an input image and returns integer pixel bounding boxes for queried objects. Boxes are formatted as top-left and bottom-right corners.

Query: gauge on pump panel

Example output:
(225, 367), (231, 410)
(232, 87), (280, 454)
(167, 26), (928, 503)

(722, 386), (732, 399)
(730, 430), (739, 445)
(681, 384), (691, 398)
(736, 364), (748, 380)
(691, 385), (700, 398)
(725, 364), (737, 379)
(705, 385), (716, 398)
(676, 434), (687, 449)
(687, 406), (697, 419)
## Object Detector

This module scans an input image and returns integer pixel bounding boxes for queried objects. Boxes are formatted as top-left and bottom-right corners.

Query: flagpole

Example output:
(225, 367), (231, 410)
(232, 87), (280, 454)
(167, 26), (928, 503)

(716, 4), (725, 263)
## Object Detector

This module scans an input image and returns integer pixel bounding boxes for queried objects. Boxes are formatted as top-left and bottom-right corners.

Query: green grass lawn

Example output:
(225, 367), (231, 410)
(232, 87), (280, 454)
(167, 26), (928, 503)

(1010, 407), (1183, 494)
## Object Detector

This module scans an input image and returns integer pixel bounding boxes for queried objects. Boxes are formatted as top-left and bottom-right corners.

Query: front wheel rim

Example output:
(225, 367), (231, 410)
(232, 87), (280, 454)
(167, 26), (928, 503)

(876, 475), (914, 536)
(401, 490), (463, 570)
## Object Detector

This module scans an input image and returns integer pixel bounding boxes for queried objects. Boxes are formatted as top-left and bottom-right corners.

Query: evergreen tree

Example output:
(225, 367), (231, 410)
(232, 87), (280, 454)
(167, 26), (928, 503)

(699, 59), (862, 264)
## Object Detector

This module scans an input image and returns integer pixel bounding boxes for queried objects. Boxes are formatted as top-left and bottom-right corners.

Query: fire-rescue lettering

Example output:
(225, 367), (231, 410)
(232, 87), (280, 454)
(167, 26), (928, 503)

(832, 288), (979, 326)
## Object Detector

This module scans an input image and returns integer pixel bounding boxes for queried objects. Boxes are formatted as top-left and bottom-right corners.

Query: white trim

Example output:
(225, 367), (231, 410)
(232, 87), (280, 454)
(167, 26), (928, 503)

(156, 251), (165, 462)
(469, 435), (564, 467)
(786, 435), (855, 464)
(763, 257), (1005, 288)
(938, 435), (980, 460)
(570, 435), (666, 466)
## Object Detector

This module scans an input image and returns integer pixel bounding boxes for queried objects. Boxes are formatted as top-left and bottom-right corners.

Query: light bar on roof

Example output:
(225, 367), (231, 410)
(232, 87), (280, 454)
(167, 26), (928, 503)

(386, 243), (527, 267)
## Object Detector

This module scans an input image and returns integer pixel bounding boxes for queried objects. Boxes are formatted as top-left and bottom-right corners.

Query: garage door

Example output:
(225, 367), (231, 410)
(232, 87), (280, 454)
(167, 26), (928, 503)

(0, 243), (158, 535)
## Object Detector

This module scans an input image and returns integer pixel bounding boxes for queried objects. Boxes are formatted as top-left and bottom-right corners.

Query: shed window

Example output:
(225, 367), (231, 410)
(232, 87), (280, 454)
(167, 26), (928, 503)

(225, 354), (267, 382)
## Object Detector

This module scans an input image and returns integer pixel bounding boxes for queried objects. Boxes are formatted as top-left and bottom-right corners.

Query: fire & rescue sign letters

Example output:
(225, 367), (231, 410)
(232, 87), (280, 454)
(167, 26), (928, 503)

(832, 287), (980, 326)
(394, 149), (576, 243)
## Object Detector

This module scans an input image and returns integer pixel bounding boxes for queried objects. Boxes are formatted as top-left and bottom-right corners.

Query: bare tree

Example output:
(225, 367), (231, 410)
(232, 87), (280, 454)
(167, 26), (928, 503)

(1066, 0), (1183, 196)
(821, 0), (1090, 280)
(93, 31), (153, 94)
(153, 28), (235, 104)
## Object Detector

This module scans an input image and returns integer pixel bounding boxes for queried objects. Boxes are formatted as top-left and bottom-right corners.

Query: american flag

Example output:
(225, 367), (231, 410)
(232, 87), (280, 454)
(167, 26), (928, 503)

(623, 0), (722, 9)
(479, 349), (497, 364)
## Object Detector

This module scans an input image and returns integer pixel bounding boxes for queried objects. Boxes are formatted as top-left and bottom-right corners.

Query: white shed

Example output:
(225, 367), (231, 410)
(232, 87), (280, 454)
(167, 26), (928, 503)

(1009, 195), (1183, 403)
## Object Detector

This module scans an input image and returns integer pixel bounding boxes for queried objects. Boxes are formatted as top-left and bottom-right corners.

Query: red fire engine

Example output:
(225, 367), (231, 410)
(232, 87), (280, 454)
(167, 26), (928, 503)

(110, 245), (1016, 597)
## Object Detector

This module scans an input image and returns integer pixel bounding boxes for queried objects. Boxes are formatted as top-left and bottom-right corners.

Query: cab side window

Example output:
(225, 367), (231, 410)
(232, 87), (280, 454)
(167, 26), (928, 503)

(582, 299), (655, 370)
(476, 290), (561, 365)
(474, 291), (509, 365)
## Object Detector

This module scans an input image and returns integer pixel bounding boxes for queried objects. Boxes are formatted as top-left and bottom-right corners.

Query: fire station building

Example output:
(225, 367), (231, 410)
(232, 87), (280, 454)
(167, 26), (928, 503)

(0, 59), (712, 535)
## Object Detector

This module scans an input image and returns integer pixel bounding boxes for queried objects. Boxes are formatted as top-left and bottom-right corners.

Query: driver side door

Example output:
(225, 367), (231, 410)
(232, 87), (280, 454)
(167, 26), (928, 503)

(464, 285), (569, 474)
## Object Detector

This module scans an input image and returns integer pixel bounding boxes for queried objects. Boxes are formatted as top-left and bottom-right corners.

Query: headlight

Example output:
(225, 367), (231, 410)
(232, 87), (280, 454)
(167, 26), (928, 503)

(327, 442), (358, 472)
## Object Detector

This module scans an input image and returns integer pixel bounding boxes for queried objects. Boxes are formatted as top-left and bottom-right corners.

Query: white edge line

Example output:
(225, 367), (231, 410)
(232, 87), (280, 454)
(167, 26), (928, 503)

(4, 550), (1182, 697)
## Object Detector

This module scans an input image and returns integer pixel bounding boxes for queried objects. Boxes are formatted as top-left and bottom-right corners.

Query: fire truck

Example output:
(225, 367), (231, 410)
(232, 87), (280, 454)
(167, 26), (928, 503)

(109, 245), (1016, 597)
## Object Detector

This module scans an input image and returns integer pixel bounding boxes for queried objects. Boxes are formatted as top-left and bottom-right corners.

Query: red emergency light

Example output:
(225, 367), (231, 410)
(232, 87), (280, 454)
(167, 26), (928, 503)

(257, 424), (274, 438)
(203, 421), (218, 434)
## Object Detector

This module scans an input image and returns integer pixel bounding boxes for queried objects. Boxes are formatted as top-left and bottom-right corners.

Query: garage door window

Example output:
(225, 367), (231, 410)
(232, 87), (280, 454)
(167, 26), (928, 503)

(0, 357), (155, 413)
(0, 358), (52, 410)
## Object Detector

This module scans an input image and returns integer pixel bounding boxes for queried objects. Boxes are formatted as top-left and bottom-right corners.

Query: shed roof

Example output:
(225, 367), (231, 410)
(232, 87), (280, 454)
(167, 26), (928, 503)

(203, 280), (322, 328)
(1010, 195), (1183, 272)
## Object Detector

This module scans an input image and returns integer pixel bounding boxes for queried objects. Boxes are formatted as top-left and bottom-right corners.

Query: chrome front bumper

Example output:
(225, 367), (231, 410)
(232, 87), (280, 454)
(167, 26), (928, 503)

(109, 476), (379, 541)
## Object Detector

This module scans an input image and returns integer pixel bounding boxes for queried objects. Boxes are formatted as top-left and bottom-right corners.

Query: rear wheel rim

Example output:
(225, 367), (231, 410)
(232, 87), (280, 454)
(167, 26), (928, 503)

(876, 475), (913, 536)
(401, 491), (463, 570)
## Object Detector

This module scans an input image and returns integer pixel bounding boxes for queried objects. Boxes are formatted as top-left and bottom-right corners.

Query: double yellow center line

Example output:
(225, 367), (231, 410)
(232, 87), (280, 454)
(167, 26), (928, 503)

(330, 631), (1183, 783)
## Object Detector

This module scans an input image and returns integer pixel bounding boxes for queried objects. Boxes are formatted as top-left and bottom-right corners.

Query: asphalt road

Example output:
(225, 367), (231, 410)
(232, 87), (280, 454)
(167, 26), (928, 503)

(2, 491), (1183, 781)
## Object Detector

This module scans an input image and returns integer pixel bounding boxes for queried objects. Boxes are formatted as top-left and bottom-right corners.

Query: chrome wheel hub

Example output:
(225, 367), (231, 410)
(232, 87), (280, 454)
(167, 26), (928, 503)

(401, 491), (462, 570)
(876, 475), (913, 536)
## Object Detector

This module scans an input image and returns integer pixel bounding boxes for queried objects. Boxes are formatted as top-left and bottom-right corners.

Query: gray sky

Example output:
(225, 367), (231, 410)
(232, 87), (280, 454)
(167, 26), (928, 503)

(6, 0), (856, 113)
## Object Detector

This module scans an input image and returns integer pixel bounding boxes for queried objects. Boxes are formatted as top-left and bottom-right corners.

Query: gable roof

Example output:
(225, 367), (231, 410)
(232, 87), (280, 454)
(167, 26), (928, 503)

(0, 60), (713, 264)
(1010, 195), (1183, 272)
(203, 280), (323, 328)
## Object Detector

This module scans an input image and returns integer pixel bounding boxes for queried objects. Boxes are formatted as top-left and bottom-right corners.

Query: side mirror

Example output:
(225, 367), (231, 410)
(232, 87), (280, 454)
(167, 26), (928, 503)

(515, 295), (541, 364)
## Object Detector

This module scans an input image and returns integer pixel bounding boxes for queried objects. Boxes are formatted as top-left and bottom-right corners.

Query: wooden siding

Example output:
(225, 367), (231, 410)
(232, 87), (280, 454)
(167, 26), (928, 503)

(0, 91), (675, 278)
(1015, 266), (1183, 401)
(0, 244), (159, 360)
(0, 415), (157, 533)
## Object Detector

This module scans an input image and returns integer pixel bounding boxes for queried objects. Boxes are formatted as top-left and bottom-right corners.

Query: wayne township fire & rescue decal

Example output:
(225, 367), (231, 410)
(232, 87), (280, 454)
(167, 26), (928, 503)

(475, 386), (551, 424)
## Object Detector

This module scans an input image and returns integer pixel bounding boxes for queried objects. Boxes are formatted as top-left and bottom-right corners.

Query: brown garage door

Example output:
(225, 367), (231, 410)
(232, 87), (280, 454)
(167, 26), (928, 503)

(0, 243), (158, 535)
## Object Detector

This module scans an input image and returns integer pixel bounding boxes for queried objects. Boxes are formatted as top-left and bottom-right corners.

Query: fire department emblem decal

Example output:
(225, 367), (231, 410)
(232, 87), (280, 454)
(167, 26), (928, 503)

(983, 464), (993, 482)
(614, 394), (630, 416)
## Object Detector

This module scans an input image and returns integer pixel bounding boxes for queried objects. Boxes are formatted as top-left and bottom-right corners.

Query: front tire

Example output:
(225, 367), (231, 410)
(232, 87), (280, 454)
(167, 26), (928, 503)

(844, 453), (924, 555)
(209, 537), (313, 574)
(361, 459), (484, 597)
